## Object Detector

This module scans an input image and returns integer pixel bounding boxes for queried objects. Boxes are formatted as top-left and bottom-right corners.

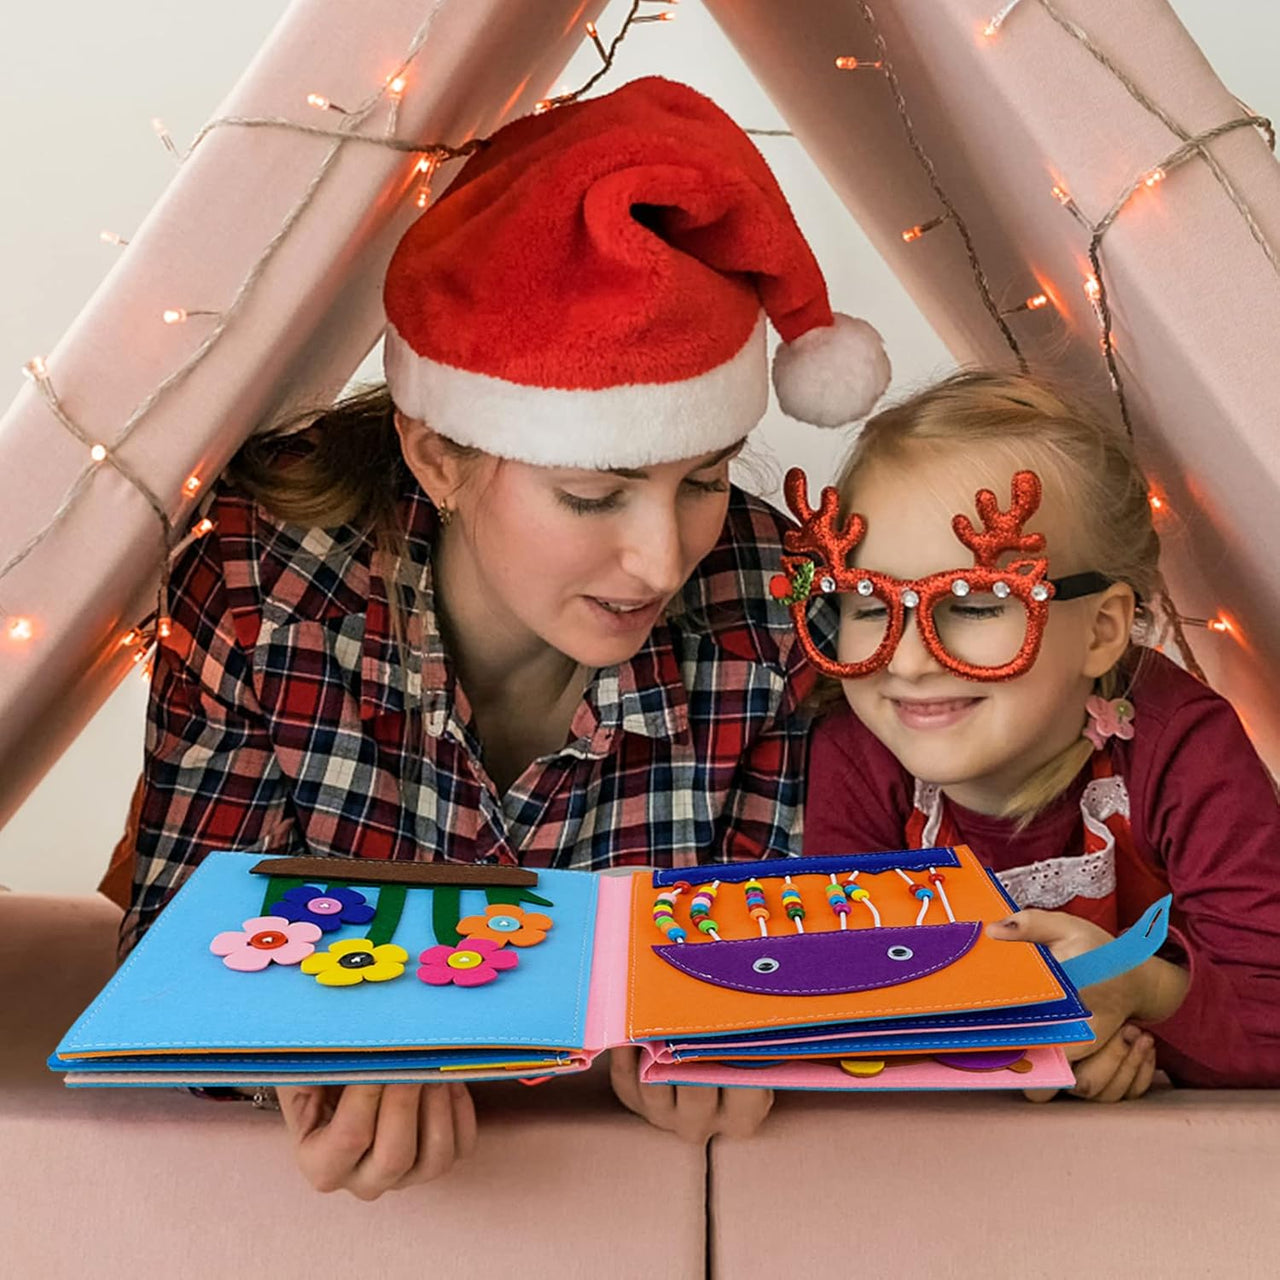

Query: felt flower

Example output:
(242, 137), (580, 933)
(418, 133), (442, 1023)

(456, 903), (553, 948)
(417, 938), (519, 987)
(1083, 695), (1136, 750)
(210, 916), (322, 971)
(300, 938), (409, 986)
(272, 884), (376, 932)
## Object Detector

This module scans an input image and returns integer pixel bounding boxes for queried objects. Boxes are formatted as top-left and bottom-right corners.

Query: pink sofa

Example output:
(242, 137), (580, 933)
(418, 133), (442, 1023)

(4, 890), (1277, 1278)
(0, 892), (706, 1279)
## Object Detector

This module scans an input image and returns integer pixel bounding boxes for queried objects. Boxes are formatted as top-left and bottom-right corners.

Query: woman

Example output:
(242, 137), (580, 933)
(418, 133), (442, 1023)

(111, 75), (891, 1197)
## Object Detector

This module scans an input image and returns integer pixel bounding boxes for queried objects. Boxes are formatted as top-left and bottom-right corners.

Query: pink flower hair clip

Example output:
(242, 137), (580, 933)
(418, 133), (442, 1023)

(1083, 695), (1136, 750)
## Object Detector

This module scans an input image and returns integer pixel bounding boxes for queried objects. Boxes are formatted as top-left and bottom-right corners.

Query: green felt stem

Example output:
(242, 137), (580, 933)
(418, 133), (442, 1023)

(366, 884), (407, 949)
(259, 876), (309, 916)
(433, 886), (463, 948)
(485, 886), (554, 910)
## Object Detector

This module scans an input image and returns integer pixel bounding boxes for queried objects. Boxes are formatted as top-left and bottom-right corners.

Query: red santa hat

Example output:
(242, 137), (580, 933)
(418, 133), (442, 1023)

(383, 76), (890, 469)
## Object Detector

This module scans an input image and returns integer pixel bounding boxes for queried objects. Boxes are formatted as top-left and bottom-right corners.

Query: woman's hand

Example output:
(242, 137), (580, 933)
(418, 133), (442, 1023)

(986, 908), (1186, 1103)
(278, 1082), (476, 1198)
(609, 1046), (774, 1143)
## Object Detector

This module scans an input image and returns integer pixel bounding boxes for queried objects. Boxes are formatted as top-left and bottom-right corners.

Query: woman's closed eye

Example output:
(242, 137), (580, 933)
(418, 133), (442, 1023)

(557, 488), (623, 514)
(556, 474), (728, 515)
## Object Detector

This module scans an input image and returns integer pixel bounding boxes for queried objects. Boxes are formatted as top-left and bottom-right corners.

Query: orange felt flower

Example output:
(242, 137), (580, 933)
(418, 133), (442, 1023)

(456, 903), (553, 948)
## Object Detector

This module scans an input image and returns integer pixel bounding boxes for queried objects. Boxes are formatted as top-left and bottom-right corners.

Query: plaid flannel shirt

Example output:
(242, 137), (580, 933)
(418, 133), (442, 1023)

(121, 463), (829, 955)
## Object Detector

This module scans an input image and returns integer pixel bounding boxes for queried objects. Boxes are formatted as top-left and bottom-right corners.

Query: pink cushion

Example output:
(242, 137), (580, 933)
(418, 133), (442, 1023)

(710, 1088), (1280, 1275)
(0, 893), (705, 1277)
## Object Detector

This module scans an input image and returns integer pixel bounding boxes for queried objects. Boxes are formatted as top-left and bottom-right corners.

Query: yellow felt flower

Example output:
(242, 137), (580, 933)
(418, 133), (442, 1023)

(300, 938), (408, 986)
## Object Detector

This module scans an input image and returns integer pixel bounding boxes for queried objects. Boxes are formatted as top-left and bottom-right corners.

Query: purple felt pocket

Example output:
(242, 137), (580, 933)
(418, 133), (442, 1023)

(653, 923), (981, 996)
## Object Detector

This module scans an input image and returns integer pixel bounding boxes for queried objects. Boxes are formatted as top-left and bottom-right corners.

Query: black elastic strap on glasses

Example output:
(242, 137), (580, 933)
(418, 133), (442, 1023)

(1048, 571), (1115, 601)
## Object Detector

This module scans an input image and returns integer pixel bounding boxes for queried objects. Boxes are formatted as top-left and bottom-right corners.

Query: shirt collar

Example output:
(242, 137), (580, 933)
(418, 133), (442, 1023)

(359, 486), (690, 745)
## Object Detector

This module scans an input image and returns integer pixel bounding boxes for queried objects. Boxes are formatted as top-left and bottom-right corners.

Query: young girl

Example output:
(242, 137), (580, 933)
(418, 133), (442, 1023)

(797, 370), (1280, 1099)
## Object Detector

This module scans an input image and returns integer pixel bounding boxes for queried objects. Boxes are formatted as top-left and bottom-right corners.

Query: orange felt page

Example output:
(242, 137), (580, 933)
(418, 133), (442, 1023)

(626, 846), (1064, 1040)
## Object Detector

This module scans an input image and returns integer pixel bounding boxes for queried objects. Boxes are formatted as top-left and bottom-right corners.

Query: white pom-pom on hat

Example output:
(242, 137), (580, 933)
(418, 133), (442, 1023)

(772, 312), (892, 428)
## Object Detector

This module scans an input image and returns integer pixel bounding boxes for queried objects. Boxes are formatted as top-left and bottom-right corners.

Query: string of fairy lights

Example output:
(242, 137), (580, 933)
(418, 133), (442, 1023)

(4, 0), (1274, 690)
(1, 0), (671, 673)
(835, 0), (1277, 677)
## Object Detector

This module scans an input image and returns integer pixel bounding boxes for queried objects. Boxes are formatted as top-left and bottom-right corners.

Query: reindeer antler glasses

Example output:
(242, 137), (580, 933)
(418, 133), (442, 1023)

(771, 468), (1112, 682)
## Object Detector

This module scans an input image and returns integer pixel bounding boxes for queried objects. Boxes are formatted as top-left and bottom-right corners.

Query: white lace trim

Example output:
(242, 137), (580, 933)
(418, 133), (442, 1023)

(912, 773), (1132, 911)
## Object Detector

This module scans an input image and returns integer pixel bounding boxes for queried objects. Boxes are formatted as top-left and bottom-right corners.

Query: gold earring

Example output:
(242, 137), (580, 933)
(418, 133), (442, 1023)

(436, 501), (453, 528)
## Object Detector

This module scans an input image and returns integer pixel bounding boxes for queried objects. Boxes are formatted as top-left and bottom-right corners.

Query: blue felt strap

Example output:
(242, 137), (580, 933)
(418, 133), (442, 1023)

(1060, 895), (1173, 990)
(651, 848), (962, 887)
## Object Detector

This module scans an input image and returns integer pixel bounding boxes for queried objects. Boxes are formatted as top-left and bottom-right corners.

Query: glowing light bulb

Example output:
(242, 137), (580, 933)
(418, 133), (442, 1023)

(983, 0), (1024, 37)
(120, 629), (140, 647)
(835, 57), (883, 70)
(23, 356), (49, 383)
(157, 617), (172, 639)
(388, 76), (406, 95)
(1208, 615), (1232, 634)
(183, 474), (202, 496)
(1051, 185), (1071, 205)
(1084, 276), (1101, 301)
(901, 215), (946, 243)
(7, 618), (33, 642)
(100, 230), (129, 246)
(1144, 168), (1166, 188)
(307, 93), (331, 110)
(1026, 293), (1048, 309)
(90, 444), (107, 462)
(194, 518), (215, 538)
(132, 648), (147, 665)
(163, 309), (188, 324)
(1148, 491), (1165, 512)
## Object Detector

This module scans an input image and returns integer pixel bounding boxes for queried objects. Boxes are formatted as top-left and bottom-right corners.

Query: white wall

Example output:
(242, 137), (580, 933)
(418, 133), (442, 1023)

(1, 1), (1274, 893)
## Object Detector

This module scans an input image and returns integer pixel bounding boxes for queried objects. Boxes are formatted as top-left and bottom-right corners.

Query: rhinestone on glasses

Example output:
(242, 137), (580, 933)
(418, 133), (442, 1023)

(856, 579), (874, 597)
(819, 575), (837, 594)
(951, 579), (971, 598)
(901, 589), (920, 609)
(1030, 583), (1050, 602)
(992, 581), (1010, 599)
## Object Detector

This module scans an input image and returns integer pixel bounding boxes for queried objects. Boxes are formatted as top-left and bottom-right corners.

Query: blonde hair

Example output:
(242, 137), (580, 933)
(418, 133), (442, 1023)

(833, 369), (1161, 822)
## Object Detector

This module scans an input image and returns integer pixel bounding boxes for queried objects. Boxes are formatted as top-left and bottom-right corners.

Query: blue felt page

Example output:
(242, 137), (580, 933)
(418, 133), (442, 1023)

(670, 1018), (1094, 1060)
(52, 853), (599, 1063)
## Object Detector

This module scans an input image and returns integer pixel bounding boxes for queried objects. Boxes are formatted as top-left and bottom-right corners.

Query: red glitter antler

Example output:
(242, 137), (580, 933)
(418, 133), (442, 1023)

(781, 467), (866, 571)
(951, 470), (1046, 567)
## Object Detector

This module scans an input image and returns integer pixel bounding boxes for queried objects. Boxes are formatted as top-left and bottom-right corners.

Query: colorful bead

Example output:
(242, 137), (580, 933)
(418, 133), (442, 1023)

(654, 917), (687, 943)
(749, 907), (770, 921)
(780, 884), (805, 920)
(913, 886), (934, 901)
(695, 918), (719, 935)
(825, 883), (850, 914)
(846, 887), (870, 903)
(929, 872), (946, 885)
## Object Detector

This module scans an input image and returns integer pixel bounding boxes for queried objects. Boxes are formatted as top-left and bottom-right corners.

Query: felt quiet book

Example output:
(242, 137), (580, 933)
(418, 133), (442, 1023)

(51, 848), (1169, 1092)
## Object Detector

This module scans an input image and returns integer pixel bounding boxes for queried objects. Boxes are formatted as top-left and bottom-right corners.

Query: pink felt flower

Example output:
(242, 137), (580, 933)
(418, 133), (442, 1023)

(417, 938), (519, 987)
(1083, 695), (1136, 751)
(209, 915), (322, 972)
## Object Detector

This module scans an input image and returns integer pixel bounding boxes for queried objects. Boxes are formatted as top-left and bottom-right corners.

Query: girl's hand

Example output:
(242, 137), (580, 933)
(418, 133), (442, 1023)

(278, 1082), (476, 1198)
(609, 1046), (774, 1143)
(986, 908), (1185, 1103)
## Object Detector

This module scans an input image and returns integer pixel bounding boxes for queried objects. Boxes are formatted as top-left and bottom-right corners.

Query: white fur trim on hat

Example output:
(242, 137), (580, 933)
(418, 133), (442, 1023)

(771, 313), (892, 427)
(384, 314), (769, 469)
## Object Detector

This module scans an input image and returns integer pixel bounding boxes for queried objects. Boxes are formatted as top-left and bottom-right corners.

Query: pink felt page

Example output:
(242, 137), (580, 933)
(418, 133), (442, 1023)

(640, 1046), (1075, 1092)
(582, 872), (641, 1055)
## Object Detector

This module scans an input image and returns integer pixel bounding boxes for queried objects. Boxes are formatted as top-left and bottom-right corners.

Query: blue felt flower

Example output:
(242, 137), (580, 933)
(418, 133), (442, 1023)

(272, 884), (376, 933)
